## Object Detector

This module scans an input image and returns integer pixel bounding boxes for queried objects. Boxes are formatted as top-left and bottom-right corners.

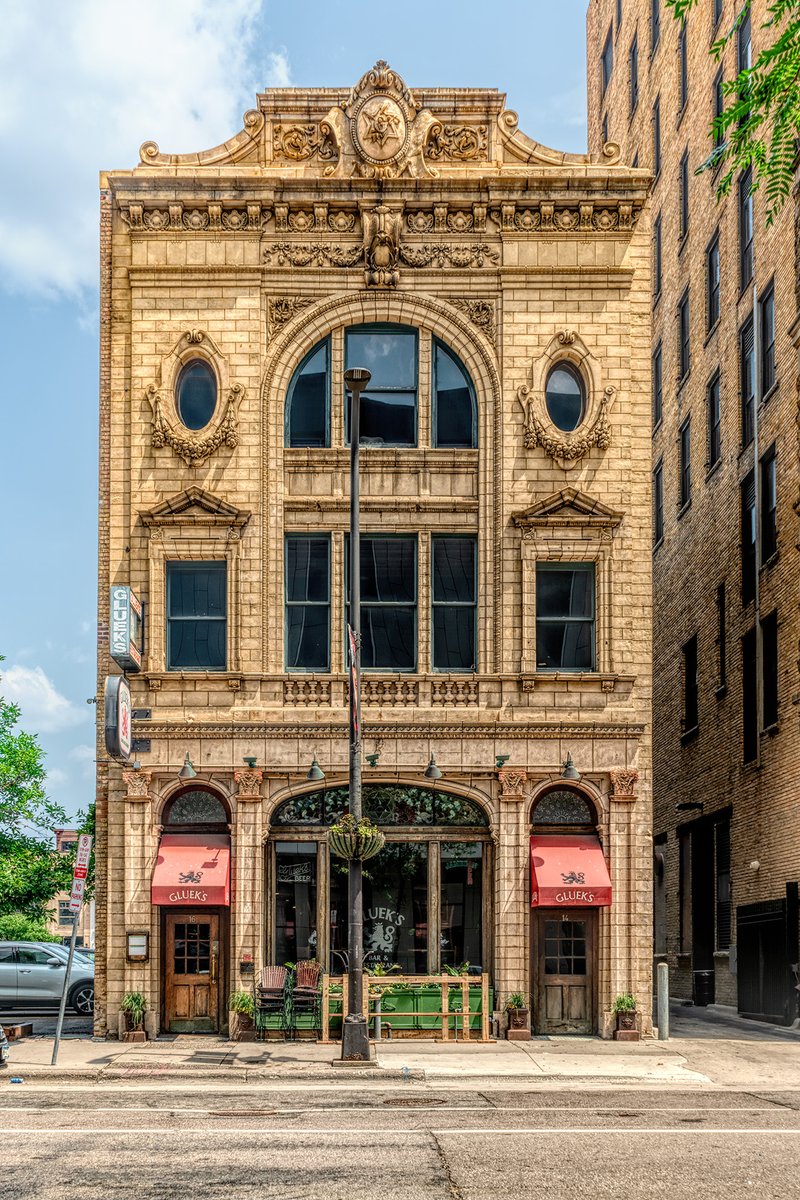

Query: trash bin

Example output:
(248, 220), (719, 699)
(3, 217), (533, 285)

(693, 970), (715, 1006)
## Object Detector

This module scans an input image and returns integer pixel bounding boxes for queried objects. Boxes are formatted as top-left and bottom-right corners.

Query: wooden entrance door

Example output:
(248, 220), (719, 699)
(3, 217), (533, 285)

(165, 911), (220, 1033)
(533, 909), (596, 1035)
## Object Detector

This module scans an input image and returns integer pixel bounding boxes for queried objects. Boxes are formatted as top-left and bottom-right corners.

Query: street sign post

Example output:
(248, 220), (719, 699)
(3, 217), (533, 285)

(51, 834), (93, 1066)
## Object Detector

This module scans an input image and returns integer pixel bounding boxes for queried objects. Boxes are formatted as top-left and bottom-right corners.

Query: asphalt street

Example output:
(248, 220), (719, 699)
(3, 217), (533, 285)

(2, 1083), (799, 1199)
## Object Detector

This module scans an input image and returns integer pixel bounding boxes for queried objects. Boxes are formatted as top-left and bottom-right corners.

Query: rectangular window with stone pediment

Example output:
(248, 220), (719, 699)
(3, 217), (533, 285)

(535, 563), (596, 671)
(166, 562), (227, 671)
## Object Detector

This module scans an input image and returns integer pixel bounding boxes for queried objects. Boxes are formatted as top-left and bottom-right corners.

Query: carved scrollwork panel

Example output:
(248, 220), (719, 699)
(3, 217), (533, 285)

(450, 299), (497, 348)
(425, 125), (488, 161)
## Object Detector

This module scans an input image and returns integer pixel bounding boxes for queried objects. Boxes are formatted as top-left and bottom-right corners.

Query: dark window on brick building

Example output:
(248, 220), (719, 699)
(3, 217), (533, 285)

(678, 288), (690, 381)
(738, 6), (752, 74)
(682, 634), (699, 735)
(602, 112), (609, 145)
(760, 285), (776, 395)
(679, 23), (688, 110)
(742, 625), (757, 761)
(651, 0), (660, 51)
(713, 67), (724, 154)
(679, 149), (690, 240)
(602, 26), (614, 94)
(760, 445), (777, 561)
(679, 416), (692, 509)
(166, 561), (227, 671)
(740, 469), (756, 604)
(716, 581), (727, 690)
(617, 0), (623, 28)
(653, 96), (661, 176)
(679, 830), (692, 952)
(762, 609), (778, 728)
(653, 213), (662, 296)
(706, 233), (720, 330)
(707, 370), (721, 468)
(714, 817), (732, 950)
(654, 459), (664, 545)
(739, 169), (754, 289)
(713, 0), (723, 29)
(740, 315), (755, 445)
(653, 340), (663, 425)
(629, 33), (639, 114)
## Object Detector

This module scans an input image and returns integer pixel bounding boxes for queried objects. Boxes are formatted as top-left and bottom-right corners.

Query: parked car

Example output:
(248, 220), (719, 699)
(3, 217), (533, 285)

(0, 942), (94, 1015)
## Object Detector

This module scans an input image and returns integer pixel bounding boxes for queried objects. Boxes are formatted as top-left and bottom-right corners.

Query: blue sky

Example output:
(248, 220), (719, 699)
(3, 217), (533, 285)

(0, 0), (589, 824)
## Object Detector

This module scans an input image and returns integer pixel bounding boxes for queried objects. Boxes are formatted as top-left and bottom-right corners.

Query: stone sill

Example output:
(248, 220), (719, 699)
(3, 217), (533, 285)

(521, 672), (635, 694)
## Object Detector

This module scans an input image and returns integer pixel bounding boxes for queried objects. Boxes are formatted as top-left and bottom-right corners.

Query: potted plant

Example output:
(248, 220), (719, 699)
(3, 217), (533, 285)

(612, 992), (639, 1040)
(505, 991), (530, 1040)
(327, 814), (385, 861)
(120, 991), (147, 1042)
(228, 989), (256, 1041)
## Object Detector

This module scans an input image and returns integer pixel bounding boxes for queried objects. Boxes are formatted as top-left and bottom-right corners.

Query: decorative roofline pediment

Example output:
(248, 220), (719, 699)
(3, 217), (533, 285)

(512, 488), (623, 529)
(140, 487), (251, 528)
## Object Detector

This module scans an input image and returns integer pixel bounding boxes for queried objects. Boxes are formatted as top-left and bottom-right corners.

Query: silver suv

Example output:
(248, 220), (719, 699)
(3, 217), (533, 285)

(0, 942), (95, 1015)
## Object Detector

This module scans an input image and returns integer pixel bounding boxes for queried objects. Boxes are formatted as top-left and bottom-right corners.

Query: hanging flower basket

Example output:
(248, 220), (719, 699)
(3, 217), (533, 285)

(327, 815), (385, 861)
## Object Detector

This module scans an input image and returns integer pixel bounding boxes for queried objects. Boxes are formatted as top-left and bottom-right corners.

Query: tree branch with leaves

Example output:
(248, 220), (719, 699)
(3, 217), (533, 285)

(668, 0), (800, 224)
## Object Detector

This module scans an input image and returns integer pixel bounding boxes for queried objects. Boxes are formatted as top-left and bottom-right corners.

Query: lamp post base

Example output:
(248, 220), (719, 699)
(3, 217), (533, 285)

(340, 1015), (371, 1061)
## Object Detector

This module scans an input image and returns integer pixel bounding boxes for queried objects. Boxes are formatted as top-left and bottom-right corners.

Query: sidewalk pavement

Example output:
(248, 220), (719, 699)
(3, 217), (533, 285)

(3, 1003), (798, 1089)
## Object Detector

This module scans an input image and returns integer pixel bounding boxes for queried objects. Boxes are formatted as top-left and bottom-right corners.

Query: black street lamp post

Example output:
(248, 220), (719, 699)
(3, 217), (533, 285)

(341, 366), (371, 1061)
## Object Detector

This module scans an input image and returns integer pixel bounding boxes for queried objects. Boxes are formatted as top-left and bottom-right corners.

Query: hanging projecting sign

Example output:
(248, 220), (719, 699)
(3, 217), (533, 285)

(104, 675), (132, 759)
(109, 586), (143, 672)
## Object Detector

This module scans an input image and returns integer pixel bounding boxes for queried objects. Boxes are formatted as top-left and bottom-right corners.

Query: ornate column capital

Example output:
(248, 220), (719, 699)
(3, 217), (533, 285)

(609, 768), (639, 801)
(122, 769), (152, 802)
(498, 768), (529, 802)
(234, 768), (263, 801)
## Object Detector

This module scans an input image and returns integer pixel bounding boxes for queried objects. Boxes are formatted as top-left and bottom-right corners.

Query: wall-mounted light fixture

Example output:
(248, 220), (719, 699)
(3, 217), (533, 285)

(561, 752), (581, 782)
(424, 754), (442, 781)
(307, 755), (325, 782)
(178, 753), (196, 781)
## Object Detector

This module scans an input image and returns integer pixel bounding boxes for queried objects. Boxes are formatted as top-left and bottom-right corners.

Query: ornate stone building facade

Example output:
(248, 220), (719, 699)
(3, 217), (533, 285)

(96, 63), (653, 1038)
(588, 0), (800, 1023)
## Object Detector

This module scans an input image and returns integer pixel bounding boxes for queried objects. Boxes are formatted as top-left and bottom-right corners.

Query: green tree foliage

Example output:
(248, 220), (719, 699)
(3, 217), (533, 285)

(667, 1), (800, 223)
(0, 912), (61, 942)
(0, 656), (77, 918)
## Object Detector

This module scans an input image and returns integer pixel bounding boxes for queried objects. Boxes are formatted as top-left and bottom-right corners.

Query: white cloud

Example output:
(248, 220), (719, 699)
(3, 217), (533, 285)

(0, 0), (272, 298)
(2, 665), (88, 733)
(68, 744), (97, 780)
(265, 50), (292, 88)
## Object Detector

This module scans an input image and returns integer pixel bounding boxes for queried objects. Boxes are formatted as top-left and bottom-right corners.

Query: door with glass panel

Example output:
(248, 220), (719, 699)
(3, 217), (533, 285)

(533, 909), (596, 1035)
(165, 911), (220, 1032)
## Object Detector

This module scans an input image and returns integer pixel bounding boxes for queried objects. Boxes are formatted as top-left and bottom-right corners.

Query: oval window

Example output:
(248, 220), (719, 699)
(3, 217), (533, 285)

(544, 363), (585, 433)
(176, 360), (217, 430)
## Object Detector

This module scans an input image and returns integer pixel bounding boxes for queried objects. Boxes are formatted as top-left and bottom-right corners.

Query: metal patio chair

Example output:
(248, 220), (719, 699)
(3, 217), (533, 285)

(254, 965), (289, 1039)
(286, 959), (322, 1040)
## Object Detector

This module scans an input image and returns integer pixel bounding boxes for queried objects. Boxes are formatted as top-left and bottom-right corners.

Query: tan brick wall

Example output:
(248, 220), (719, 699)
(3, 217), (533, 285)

(588, 0), (800, 1009)
(97, 68), (654, 1037)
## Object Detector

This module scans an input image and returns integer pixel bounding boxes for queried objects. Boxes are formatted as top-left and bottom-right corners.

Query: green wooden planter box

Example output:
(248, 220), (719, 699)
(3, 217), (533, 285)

(370, 985), (492, 1033)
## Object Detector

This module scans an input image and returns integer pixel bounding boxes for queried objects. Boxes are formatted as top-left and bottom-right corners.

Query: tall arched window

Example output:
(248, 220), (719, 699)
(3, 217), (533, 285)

(433, 339), (477, 448)
(531, 786), (596, 830)
(162, 787), (230, 832)
(286, 338), (330, 448)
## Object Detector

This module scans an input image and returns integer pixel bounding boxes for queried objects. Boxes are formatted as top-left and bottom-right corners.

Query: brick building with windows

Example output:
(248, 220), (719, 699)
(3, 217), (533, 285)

(95, 63), (653, 1039)
(587, 0), (800, 1022)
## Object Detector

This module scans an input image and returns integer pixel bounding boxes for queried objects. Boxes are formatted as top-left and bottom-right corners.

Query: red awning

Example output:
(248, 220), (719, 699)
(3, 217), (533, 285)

(151, 833), (230, 906)
(530, 834), (612, 907)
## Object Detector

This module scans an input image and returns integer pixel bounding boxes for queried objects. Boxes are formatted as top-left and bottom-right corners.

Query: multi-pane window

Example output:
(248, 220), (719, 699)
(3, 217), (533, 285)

(742, 625), (757, 761)
(651, 0), (660, 51)
(682, 634), (699, 734)
(166, 562), (227, 671)
(602, 26), (614, 94)
(679, 22), (688, 109)
(740, 469), (756, 604)
(760, 445), (777, 561)
(654, 212), (663, 296)
(346, 326), (418, 446)
(678, 288), (691, 381)
(347, 537), (417, 670)
(679, 416), (692, 509)
(679, 149), (690, 240)
(739, 169), (754, 288)
(431, 537), (477, 671)
(629, 33), (639, 114)
(706, 233), (720, 330)
(58, 900), (72, 925)
(285, 536), (331, 671)
(535, 564), (595, 671)
(760, 286), (776, 395)
(653, 459), (664, 545)
(707, 371), (721, 468)
(652, 340), (663, 426)
(740, 315), (755, 445)
(653, 97), (661, 176)
(433, 339), (476, 448)
(714, 817), (732, 951)
(716, 581), (727, 690)
(762, 609), (779, 728)
(286, 339), (329, 448)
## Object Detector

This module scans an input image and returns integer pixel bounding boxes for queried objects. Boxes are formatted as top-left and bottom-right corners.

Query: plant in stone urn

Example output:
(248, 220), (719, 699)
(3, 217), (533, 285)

(612, 992), (638, 1036)
(326, 814), (385, 861)
(505, 991), (529, 1032)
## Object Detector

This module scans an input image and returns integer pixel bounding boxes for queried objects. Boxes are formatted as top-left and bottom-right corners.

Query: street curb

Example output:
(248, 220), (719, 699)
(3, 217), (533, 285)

(0, 1066), (428, 1084)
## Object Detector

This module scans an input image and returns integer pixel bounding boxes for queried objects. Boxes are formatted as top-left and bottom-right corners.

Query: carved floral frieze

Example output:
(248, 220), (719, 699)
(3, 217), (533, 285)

(267, 297), (315, 334)
(450, 299), (497, 347)
(274, 204), (358, 233)
(399, 243), (499, 268)
(425, 125), (488, 162)
(490, 201), (640, 234)
(272, 122), (338, 165)
(263, 243), (364, 268)
(123, 203), (270, 232)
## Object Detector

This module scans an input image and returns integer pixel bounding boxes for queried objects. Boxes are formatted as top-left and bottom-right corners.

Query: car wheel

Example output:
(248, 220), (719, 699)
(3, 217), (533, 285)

(69, 983), (94, 1015)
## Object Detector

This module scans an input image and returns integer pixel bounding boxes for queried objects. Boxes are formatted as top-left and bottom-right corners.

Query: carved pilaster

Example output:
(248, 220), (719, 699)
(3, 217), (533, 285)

(122, 769), (152, 802)
(609, 768), (639, 801)
(234, 768), (263, 801)
(498, 768), (528, 802)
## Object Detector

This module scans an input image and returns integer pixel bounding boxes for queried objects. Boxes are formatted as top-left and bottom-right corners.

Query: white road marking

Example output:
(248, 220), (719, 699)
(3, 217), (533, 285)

(1, 1127), (799, 1137)
(0, 1105), (784, 1114)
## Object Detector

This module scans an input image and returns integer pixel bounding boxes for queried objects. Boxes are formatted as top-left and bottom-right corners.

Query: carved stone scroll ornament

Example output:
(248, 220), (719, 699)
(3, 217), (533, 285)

(609, 768), (639, 799)
(122, 769), (152, 802)
(263, 243), (363, 268)
(450, 299), (497, 347)
(234, 768), (263, 801)
(399, 243), (499, 268)
(425, 125), (488, 162)
(267, 297), (315, 334)
(148, 383), (242, 467)
(522, 386), (613, 461)
(272, 123), (338, 167)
